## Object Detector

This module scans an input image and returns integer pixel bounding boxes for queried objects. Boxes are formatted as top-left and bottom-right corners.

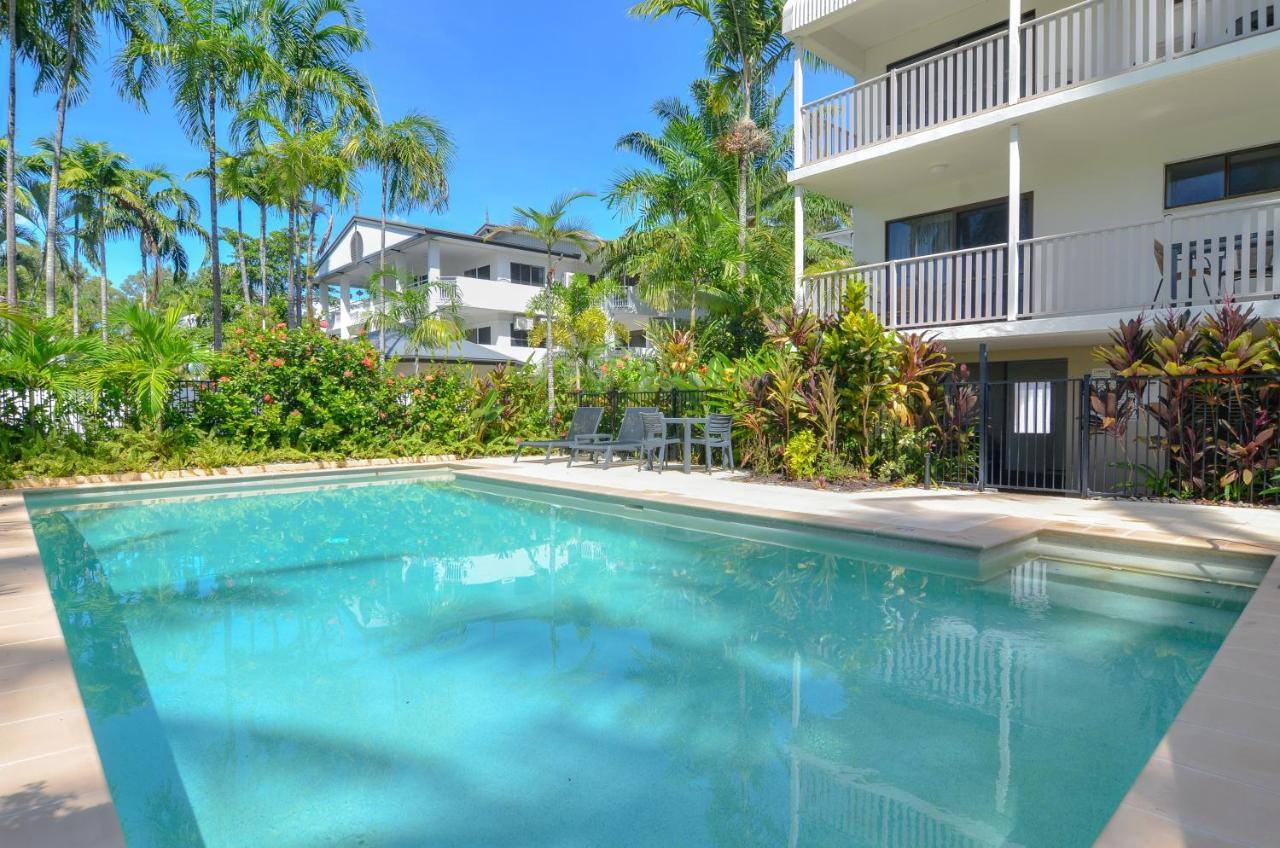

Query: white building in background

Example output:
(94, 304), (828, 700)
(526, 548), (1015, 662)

(313, 216), (664, 369)
(787, 0), (1279, 481)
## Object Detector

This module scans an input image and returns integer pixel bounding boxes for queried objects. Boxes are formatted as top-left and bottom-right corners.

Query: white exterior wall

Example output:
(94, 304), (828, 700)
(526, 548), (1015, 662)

(848, 107), (1280, 265)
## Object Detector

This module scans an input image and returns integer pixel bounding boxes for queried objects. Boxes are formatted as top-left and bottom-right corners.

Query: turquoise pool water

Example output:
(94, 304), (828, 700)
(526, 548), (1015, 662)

(28, 473), (1249, 848)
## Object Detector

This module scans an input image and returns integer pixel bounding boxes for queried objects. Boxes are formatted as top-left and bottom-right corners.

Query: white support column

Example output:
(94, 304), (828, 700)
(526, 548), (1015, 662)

(339, 279), (351, 340)
(319, 275), (330, 323)
(426, 240), (442, 281)
(792, 47), (804, 168)
(1007, 124), (1021, 322)
(794, 187), (806, 308)
(793, 43), (807, 311)
(1008, 0), (1021, 105)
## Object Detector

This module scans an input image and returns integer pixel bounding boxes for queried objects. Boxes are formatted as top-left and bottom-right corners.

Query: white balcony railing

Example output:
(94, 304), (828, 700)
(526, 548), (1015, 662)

(802, 30), (1009, 164)
(798, 0), (1279, 166)
(803, 197), (1280, 329)
(783, 0), (856, 33)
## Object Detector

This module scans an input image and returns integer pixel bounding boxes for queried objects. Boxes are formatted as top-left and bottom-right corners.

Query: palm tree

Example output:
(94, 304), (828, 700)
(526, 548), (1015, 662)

(251, 0), (373, 321)
(96, 301), (212, 427)
(0, 310), (99, 429)
(199, 149), (253, 306)
(46, 139), (99, 336)
(365, 268), (463, 374)
(353, 111), (453, 353)
(630, 0), (790, 280)
(527, 272), (619, 391)
(485, 192), (598, 417)
(60, 139), (139, 340)
(240, 112), (350, 325)
(3, 0), (39, 306)
(116, 0), (271, 350)
(34, 0), (133, 319)
(609, 88), (738, 330)
(127, 164), (202, 307)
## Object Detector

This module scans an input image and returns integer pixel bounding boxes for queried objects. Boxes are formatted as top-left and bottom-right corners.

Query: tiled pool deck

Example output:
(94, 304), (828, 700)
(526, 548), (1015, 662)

(2, 456), (1279, 847)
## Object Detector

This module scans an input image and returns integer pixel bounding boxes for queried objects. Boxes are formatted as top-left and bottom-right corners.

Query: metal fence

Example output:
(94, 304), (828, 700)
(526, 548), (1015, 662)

(0, 379), (217, 433)
(574, 389), (716, 434)
(935, 372), (1280, 505)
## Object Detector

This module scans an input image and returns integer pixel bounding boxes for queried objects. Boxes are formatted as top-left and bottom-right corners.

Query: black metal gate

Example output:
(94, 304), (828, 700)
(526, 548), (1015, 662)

(936, 370), (1280, 503)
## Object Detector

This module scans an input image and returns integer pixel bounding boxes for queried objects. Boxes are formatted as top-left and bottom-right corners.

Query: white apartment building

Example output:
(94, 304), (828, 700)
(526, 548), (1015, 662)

(314, 216), (662, 369)
(789, 0), (1279, 373)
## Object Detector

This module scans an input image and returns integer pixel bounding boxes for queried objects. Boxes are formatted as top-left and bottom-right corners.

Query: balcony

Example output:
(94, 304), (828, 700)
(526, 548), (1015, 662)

(798, 0), (1279, 168)
(802, 197), (1279, 329)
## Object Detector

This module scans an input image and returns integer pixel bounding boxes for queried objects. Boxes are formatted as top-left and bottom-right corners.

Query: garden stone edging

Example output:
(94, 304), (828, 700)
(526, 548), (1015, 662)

(2, 454), (459, 490)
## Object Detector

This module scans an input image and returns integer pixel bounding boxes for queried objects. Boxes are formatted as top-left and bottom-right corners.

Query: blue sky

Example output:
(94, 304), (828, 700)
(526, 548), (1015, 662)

(17, 0), (848, 285)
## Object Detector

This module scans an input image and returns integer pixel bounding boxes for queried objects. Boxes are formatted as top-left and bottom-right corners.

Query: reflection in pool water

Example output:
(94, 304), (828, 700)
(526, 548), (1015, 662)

(29, 476), (1249, 848)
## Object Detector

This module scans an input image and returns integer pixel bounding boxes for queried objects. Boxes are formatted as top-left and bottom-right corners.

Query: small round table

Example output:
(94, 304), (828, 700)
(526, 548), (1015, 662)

(661, 416), (710, 474)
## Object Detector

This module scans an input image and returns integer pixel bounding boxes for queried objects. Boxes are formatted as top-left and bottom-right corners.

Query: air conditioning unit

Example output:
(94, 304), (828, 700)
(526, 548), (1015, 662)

(513, 316), (535, 331)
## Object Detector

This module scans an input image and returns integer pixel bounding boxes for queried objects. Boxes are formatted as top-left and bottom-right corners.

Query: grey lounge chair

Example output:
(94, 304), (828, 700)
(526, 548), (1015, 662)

(514, 407), (604, 463)
(699, 413), (735, 472)
(568, 407), (658, 469)
(639, 412), (682, 473)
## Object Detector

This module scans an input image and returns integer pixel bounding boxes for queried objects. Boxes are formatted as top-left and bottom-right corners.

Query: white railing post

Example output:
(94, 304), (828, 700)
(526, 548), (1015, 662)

(1008, 0), (1022, 104)
(888, 68), (898, 139)
(1161, 213), (1174, 304)
(794, 187), (806, 307)
(888, 260), (898, 328)
(1007, 124), (1022, 321)
(793, 48), (805, 167)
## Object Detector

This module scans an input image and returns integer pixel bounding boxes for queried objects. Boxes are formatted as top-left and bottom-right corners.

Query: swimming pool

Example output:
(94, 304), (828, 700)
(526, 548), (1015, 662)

(27, 471), (1251, 847)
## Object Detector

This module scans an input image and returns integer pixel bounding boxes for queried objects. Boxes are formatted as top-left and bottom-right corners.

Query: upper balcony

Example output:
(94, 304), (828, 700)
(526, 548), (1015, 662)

(796, 0), (1280, 169)
(801, 196), (1279, 340)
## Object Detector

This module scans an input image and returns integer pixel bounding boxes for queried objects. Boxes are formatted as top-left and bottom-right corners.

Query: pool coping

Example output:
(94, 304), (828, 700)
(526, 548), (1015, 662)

(1, 460), (1278, 846)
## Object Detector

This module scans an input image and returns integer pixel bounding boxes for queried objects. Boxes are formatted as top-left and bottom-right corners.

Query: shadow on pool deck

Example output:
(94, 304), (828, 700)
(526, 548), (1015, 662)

(0, 781), (125, 848)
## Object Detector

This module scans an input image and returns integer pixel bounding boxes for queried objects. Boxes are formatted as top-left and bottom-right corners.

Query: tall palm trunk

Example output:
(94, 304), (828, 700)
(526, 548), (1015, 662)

(43, 14), (80, 318)
(139, 244), (148, 307)
(286, 201), (297, 326)
(378, 167), (388, 355)
(99, 207), (108, 341)
(5, 0), (17, 306)
(207, 74), (222, 349)
(736, 76), (751, 281)
(258, 197), (268, 306)
(151, 243), (162, 305)
(303, 187), (317, 322)
(71, 209), (80, 336)
(544, 249), (554, 418)
(236, 197), (249, 307)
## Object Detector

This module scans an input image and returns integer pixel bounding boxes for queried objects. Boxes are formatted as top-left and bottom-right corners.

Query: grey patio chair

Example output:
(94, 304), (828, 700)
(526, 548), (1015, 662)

(639, 412), (682, 473)
(699, 413), (735, 472)
(567, 407), (658, 469)
(514, 406), (604, 463)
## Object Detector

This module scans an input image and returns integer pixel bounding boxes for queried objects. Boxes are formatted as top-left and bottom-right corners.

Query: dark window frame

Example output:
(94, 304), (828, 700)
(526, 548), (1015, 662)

(1165, 142), (1280, 210)
(509, 323), (530, 347)
(510, 262), (546, 286)
(465, 326), (492, 345)
(885, 193), (1034, 261)
(463, 265), (492, 280)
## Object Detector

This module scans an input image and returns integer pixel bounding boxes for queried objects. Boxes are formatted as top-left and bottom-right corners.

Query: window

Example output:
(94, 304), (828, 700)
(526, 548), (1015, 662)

(350, 231), (364, 261)
(1014, 381), (1053, 435)
(628, 329), (647, 348)
(465, 327), (492, 345)
(510, 324), (530, 347)
(463, 265), (491, 280)
(510, 262), (545, 286)
(887, 196), (1033, 260)
(1166, 143), (1280, 208)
